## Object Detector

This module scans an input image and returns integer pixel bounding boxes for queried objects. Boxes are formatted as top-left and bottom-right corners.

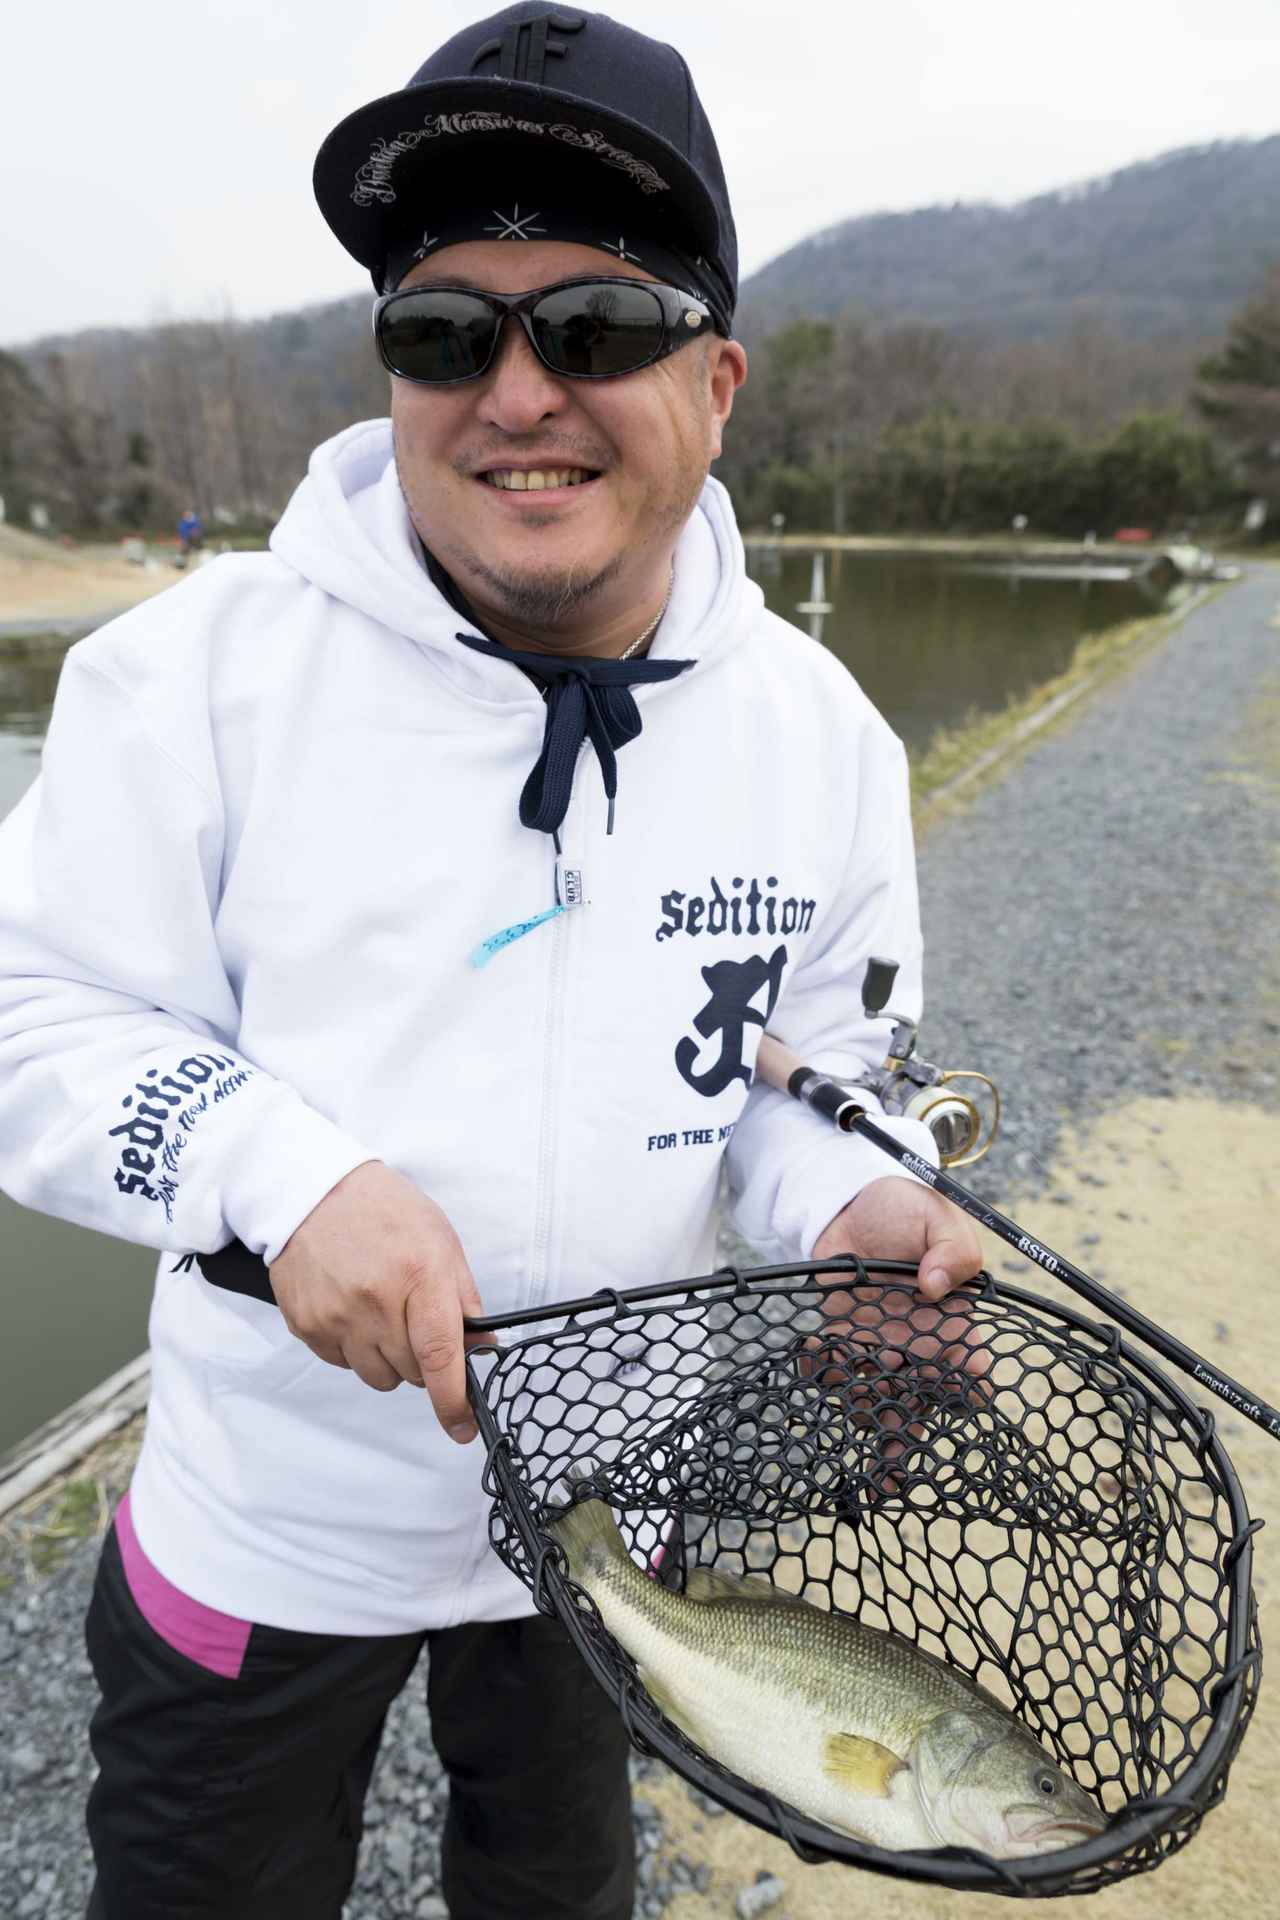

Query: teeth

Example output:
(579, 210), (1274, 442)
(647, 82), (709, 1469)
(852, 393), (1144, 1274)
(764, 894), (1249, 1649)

(483, 468), (593, 490)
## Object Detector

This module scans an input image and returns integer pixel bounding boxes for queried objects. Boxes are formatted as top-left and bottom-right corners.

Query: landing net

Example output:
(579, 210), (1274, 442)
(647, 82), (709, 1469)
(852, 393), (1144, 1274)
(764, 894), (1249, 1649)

(466, 1259), (1260, 1897)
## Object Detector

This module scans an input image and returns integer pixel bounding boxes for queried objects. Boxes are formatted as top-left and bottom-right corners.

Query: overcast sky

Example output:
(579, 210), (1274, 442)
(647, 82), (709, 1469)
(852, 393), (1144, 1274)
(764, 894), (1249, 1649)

(2, 0), (1276, 348)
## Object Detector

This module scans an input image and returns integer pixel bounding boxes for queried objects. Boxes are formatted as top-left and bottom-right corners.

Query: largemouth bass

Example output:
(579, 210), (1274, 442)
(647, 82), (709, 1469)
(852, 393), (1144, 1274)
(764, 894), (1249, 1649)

(551, 1492), (1106, 1858)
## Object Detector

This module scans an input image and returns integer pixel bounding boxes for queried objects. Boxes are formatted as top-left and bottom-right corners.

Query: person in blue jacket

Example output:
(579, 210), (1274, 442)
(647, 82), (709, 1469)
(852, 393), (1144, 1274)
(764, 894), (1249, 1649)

(176, 507), (203, 562)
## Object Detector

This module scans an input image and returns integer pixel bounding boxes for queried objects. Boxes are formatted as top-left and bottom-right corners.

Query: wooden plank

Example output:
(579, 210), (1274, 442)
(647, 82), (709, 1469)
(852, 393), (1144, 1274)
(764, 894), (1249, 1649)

(0, 1353), (150, 1519)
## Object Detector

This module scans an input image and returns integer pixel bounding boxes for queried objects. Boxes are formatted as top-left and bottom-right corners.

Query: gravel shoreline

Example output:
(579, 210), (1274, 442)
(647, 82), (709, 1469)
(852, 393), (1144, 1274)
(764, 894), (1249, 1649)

(2, 565), (1276, 1919)
(918, 564), (1278, 1202)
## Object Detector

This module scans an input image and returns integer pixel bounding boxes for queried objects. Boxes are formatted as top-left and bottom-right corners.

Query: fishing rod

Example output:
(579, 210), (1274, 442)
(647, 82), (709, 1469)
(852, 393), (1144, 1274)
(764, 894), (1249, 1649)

(196, 954), (1276, 1443)
(755, 962), (1280, 1446)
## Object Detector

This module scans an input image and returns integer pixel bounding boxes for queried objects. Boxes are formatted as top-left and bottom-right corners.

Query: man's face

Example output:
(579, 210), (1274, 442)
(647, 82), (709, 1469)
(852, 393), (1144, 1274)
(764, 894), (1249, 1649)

(389, 239), (747, 634)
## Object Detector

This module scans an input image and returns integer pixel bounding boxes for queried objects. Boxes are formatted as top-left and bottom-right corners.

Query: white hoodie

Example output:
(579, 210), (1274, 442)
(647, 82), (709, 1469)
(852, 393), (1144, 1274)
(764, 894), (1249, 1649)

(0, 420), (936, 1633)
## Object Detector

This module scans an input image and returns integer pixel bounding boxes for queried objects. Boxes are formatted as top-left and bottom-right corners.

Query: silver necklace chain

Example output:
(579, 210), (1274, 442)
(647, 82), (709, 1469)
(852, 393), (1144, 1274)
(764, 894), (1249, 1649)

(617, 567), (675, 662)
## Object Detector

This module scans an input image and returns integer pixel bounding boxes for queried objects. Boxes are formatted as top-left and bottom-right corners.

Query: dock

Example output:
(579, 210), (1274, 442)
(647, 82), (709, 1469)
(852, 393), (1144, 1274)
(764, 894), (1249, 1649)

(742, 533), (1229, 587)
(0, 1354), (149, 1521)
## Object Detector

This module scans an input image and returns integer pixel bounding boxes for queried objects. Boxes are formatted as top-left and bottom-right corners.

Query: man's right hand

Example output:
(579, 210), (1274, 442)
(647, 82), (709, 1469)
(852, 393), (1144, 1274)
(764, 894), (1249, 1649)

(267, 1161), (490, 1444)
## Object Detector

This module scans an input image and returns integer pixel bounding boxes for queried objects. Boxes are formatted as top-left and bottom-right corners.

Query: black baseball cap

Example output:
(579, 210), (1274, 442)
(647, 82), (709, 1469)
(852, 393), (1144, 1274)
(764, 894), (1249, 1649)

(312, 4), (738, 329)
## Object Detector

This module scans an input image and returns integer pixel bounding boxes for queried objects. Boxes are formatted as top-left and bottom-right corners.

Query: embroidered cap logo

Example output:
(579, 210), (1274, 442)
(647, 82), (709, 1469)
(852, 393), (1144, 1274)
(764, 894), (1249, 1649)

(471, 10), (587, 85)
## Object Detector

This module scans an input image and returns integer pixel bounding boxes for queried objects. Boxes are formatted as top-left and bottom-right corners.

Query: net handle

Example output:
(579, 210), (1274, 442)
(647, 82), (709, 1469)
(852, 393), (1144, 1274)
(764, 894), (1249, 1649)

(192, 1240), (921, 1324)
(756, 1032), (1280, 1448)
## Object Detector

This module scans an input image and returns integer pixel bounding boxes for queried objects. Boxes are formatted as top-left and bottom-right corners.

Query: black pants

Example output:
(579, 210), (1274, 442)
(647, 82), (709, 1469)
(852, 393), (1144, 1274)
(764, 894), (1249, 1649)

(84, 1524), (635, 1919)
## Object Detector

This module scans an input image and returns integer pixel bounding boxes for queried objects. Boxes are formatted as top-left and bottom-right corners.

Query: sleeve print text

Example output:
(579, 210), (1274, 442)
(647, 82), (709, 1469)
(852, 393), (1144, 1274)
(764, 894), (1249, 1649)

(108, 1053), (256, 1223)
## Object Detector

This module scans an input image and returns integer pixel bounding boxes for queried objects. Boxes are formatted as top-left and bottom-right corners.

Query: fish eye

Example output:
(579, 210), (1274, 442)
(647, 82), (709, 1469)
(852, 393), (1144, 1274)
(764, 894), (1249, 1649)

(1036, 1772), (1058, 1796)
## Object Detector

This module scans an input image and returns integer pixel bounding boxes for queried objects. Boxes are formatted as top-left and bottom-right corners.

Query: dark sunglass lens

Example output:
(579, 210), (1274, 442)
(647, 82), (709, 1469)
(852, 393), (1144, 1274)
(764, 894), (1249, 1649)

(531, 282), (665, 376)
(379, 292), (497, 383)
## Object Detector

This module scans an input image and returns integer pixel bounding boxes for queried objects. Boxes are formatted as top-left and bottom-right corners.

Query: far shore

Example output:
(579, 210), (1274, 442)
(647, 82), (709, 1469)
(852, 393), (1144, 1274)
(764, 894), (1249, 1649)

(0, 525), (174, 646)
(743, 530), (1183, 555)
(3, 523), (1263, 654)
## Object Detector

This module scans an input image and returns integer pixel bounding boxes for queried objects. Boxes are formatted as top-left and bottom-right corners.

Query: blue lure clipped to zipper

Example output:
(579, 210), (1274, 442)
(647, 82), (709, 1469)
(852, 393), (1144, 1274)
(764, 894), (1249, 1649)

(468, 860), (586, 969)
(468, 903), (565, 970)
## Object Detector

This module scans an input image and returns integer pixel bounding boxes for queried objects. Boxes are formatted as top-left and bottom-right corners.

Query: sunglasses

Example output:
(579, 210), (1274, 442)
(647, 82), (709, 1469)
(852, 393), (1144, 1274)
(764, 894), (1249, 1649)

(372, 275), (718, 386)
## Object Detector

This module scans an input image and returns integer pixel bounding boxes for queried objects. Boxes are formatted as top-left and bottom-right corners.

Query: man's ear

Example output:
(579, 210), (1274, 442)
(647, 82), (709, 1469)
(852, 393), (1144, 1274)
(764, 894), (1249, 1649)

(706, 338), (748, 459)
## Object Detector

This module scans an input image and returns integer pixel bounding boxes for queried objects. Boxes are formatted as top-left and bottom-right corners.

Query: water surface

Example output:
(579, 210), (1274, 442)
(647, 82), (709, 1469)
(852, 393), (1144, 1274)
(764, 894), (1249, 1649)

(749, 547), (1166, 753)
(0, 650), (156, 1456)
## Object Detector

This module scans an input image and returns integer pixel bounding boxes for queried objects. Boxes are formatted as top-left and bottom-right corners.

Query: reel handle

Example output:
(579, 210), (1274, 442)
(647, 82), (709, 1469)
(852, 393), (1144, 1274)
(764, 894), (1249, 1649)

(861, 957), (899, 1017)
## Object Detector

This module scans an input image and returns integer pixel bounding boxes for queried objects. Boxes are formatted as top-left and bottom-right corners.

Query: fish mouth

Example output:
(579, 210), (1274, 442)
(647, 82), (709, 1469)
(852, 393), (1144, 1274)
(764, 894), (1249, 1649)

(1010, 1814), (1107, 1852)
(996, 1796), (1108, 1854)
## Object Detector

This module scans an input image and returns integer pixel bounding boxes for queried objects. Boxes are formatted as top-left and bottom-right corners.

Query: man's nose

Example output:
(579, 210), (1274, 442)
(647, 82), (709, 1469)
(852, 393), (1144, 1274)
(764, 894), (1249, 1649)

(475, 315), (568, 432)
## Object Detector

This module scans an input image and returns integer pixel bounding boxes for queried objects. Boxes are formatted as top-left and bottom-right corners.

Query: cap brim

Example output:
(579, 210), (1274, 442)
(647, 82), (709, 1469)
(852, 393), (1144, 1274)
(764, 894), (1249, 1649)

(313, 77), (722, 277)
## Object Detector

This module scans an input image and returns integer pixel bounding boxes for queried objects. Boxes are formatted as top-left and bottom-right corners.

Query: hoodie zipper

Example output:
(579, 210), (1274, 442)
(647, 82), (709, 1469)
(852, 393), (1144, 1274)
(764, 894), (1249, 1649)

(527, 916), (566, 1312)
(456, 837), (577, 1610)
(523, 762), (589, 1314)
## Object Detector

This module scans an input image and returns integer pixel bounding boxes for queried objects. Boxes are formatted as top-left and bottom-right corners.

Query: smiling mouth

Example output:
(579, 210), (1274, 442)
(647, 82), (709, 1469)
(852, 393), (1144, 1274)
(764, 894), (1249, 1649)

(479, 467), (602, 492)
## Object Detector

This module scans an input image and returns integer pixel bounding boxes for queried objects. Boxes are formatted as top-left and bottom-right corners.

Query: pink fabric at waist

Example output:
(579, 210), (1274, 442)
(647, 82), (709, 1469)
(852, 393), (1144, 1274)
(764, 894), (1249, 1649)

(115, 1488), (252, 1679)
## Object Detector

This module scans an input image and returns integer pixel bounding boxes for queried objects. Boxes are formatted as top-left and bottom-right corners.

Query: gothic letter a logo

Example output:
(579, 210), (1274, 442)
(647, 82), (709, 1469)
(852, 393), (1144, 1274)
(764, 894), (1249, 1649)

(675, 946), (789, 1099)
(471, 12), (586, 84)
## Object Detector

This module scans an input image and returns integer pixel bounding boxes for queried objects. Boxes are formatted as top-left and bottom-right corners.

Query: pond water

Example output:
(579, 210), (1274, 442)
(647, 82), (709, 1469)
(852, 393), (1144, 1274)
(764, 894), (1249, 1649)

(0, 653), (160, 1458)
(0, 555), (1172, 1454)
(748, 546), (1168, 754)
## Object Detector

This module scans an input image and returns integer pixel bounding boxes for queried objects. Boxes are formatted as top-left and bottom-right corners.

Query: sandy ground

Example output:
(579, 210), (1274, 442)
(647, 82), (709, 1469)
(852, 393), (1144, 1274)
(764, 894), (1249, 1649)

(0, 523), (175, 627)
(639, 1094), (1280, 1920)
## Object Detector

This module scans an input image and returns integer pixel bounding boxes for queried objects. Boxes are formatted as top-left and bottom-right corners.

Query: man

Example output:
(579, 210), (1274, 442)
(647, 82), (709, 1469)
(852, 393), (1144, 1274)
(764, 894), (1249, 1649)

(0, 7), (981, 1917)
(176, 505), (203, 563)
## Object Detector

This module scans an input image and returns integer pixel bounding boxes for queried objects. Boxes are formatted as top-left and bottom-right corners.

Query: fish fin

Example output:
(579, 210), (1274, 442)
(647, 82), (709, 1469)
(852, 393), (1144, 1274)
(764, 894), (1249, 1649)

(684, 1566), (792, 1606)
(823, 1732), (907, 1798)
(548, 1494), (625, 1576)
(641, 1669), (710, 1750)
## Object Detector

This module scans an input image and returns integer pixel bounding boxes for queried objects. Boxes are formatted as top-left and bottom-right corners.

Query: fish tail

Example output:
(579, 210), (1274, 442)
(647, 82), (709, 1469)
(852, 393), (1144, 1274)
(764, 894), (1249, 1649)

(550, 1494), (627, 1579)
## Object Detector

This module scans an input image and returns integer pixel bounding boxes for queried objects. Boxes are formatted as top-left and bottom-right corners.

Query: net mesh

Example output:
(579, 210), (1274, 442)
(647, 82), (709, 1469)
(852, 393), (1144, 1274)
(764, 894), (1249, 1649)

(468, 1260), (1261, 1897)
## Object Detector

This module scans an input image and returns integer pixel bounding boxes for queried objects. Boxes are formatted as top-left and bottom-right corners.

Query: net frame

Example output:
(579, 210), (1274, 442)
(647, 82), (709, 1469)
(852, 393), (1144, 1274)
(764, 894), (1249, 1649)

(465, 1257), (1261, 1898)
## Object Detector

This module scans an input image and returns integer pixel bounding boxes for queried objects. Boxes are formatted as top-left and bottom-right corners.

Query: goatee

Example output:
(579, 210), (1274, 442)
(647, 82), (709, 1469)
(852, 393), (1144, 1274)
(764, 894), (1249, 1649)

(465, 552), (624, 628)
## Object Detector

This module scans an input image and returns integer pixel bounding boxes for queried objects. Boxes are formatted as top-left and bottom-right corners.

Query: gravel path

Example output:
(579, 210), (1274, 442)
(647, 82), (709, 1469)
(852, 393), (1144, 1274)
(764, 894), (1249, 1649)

(917, 565), (1279, 1204)
(1, 566), (1276, 1920)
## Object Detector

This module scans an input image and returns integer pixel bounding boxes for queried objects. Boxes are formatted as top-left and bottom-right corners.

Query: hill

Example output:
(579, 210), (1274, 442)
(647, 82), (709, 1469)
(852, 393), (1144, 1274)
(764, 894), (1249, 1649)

(13, 135), (1279, 381)
(4, 135), (1273, 534)
(739, 136), (1280, 343)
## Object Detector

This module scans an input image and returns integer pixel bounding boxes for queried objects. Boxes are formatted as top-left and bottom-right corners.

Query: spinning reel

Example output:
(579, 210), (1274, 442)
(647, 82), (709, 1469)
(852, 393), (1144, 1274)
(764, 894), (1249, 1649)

(846, 957), (1000, 1167)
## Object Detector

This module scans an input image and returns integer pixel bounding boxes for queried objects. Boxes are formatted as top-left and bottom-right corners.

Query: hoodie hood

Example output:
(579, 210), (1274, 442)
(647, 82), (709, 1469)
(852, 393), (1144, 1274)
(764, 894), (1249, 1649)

(268, 417), (757, 697)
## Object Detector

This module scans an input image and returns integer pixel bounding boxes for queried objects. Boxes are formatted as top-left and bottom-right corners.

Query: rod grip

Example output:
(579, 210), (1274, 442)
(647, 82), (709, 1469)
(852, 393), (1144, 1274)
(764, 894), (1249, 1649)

(755, 1032), (805, 1091)
(756, 1033), (864, 1129)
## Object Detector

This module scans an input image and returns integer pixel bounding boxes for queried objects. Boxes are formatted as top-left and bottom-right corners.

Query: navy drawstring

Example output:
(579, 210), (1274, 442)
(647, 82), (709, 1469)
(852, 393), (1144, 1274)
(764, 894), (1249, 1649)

(457, 633), (693, 836)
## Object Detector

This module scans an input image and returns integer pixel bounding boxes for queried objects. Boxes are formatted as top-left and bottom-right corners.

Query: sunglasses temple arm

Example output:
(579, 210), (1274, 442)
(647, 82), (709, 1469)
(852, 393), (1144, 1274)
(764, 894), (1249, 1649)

(755, 1033), (1280, 1447)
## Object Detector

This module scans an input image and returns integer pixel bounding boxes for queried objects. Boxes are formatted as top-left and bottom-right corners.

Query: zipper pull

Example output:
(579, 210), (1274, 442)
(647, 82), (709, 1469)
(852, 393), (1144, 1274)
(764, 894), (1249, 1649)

(555, 860), (586, 908)
(468, 864), (588, 970)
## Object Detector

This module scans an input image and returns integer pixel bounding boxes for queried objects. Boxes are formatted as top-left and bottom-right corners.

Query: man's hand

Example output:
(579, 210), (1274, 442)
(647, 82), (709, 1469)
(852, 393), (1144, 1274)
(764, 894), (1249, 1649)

(812, 1173), (983, 1299)
(808, 1175), (989, 1476)
(268, 1161), (491, 1444)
